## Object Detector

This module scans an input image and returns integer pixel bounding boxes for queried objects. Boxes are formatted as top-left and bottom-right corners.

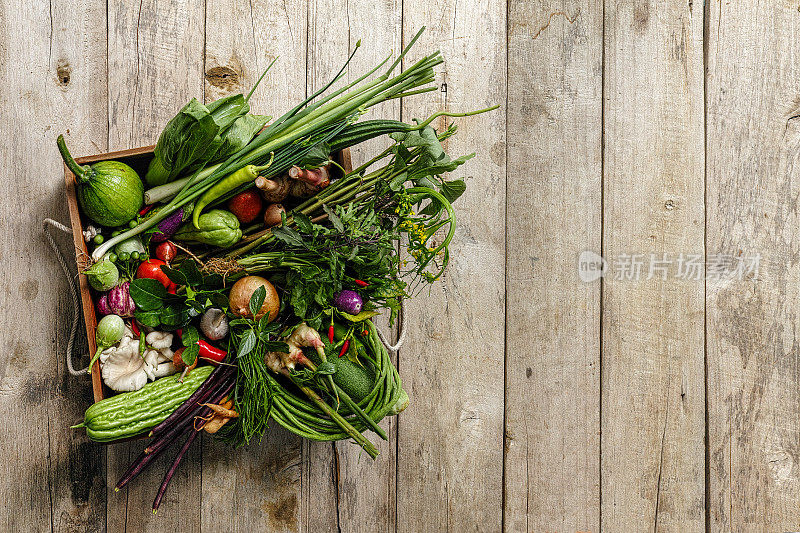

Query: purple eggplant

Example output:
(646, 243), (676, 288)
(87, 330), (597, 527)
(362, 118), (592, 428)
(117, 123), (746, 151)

(96, 294), (111, 316)
(150, 207), (184, 242)
(108, 281), (135, 317)
(333, 290), (363, 315)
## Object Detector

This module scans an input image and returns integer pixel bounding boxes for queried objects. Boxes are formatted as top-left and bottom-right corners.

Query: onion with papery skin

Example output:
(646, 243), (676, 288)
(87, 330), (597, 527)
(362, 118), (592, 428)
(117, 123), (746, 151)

(107, 281), (135, 317)
(229, 276), (280, 322)
(333, 290), (363, 315)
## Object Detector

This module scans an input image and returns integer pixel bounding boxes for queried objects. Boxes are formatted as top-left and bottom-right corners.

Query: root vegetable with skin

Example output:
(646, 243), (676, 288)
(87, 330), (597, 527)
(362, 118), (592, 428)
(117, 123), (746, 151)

(255, 175), (291, 203)
(287, 164), (330, 187)
(263, 203), (285, 227)
(199, 398), (238, 434)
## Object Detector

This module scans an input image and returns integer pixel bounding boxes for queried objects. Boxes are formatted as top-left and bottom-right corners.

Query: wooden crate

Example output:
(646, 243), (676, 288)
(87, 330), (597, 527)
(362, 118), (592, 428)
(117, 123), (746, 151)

(64, 146), (352, 403)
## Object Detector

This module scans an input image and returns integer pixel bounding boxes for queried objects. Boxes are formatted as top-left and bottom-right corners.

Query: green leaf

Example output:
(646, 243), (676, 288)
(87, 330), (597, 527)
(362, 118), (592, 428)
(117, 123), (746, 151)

(181, 325), (199, 347)
(201, 273), (223, 290)
(263, 341), (289, 353)
(146, 98), (222, 186)
(237, 329), (257, 358)
(293, 212), (314, 234)
(134, 309), (161, 328)
(249, 285), (267, 318)
(315, 361), (337, 375)
(181, 343), (199, 366)
(211, 113), (270, 162)
(440, 179), (467, 203)
(322, 204), (344, 232)
(208, 292), (229, 310)
(338, 309), (381, 322)
(162, 266), (188, 287)
(179, 259), (203, 286)
(129, 278), (167, 311)
(160, 304), (190, 328)
(272, 225), (306, 247)
(298, 143), (331, 169)
(390, 125), (446, 164)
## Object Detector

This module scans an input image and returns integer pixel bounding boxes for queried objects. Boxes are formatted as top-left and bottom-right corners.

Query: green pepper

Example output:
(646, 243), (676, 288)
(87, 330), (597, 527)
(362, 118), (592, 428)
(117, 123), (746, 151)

(192, 153), (274, 227)
(174, 209), (243, 247)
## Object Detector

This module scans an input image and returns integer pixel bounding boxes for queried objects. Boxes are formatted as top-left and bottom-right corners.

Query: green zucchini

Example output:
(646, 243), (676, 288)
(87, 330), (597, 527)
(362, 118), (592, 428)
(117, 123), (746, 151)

(75, 365), (213, 442)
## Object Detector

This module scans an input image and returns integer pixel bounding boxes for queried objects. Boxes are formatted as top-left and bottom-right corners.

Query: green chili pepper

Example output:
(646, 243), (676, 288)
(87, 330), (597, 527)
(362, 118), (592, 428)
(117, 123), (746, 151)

(192, 154), (273, 227)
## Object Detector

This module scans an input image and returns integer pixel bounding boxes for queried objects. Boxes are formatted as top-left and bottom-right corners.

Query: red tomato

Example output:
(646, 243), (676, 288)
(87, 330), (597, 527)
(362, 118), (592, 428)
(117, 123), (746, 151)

(155, 241), (177, 263)
(136, 259), (175, 290)
(227, 190), (263, 224)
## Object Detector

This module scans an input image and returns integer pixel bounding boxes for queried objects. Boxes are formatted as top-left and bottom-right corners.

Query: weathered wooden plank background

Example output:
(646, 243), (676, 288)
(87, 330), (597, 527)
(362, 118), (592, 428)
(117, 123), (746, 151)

(3, 0), (800, 531)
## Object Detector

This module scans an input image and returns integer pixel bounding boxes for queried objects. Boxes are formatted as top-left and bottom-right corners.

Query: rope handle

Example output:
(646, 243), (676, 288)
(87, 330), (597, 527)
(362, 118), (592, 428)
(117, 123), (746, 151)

(373, 302), (406, 352)
(43, 218), (90, 376)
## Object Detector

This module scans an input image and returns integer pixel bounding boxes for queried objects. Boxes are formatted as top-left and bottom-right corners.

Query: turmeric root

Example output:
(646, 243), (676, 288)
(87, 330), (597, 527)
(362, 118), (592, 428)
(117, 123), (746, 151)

(199, 398), (238, 434)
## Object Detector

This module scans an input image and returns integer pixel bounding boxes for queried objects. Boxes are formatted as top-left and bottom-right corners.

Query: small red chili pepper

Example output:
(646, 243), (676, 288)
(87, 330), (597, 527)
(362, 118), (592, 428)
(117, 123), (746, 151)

(361, 329), (368, 337)
(354, 279), (368, 288)
(197, 340), (227, 365)
(328, 324), (335, 343)
(138, 204), (154, 216)
(130, 320), (141, 337)
(338, 339), (350, 358)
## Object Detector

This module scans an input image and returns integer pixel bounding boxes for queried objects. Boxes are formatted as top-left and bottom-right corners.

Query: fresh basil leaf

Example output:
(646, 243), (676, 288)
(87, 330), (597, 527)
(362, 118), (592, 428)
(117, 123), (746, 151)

(249, 285), (266, 318)
(237, 329), (257, 358)
(134, 309), (161, 328)
(180, 259), (203, 286)
(188, 300), (206, 314)
(181, 343), (199, 366)
(129, 278), (167, 311)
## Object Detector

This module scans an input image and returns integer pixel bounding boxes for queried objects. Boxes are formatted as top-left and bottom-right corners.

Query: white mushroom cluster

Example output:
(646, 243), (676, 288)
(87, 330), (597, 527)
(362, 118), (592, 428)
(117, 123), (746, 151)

(99, 326), (178, 391)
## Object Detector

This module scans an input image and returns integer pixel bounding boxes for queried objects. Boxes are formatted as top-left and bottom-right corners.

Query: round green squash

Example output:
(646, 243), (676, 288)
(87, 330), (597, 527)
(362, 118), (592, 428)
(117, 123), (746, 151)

(58, 135), (144, 227)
